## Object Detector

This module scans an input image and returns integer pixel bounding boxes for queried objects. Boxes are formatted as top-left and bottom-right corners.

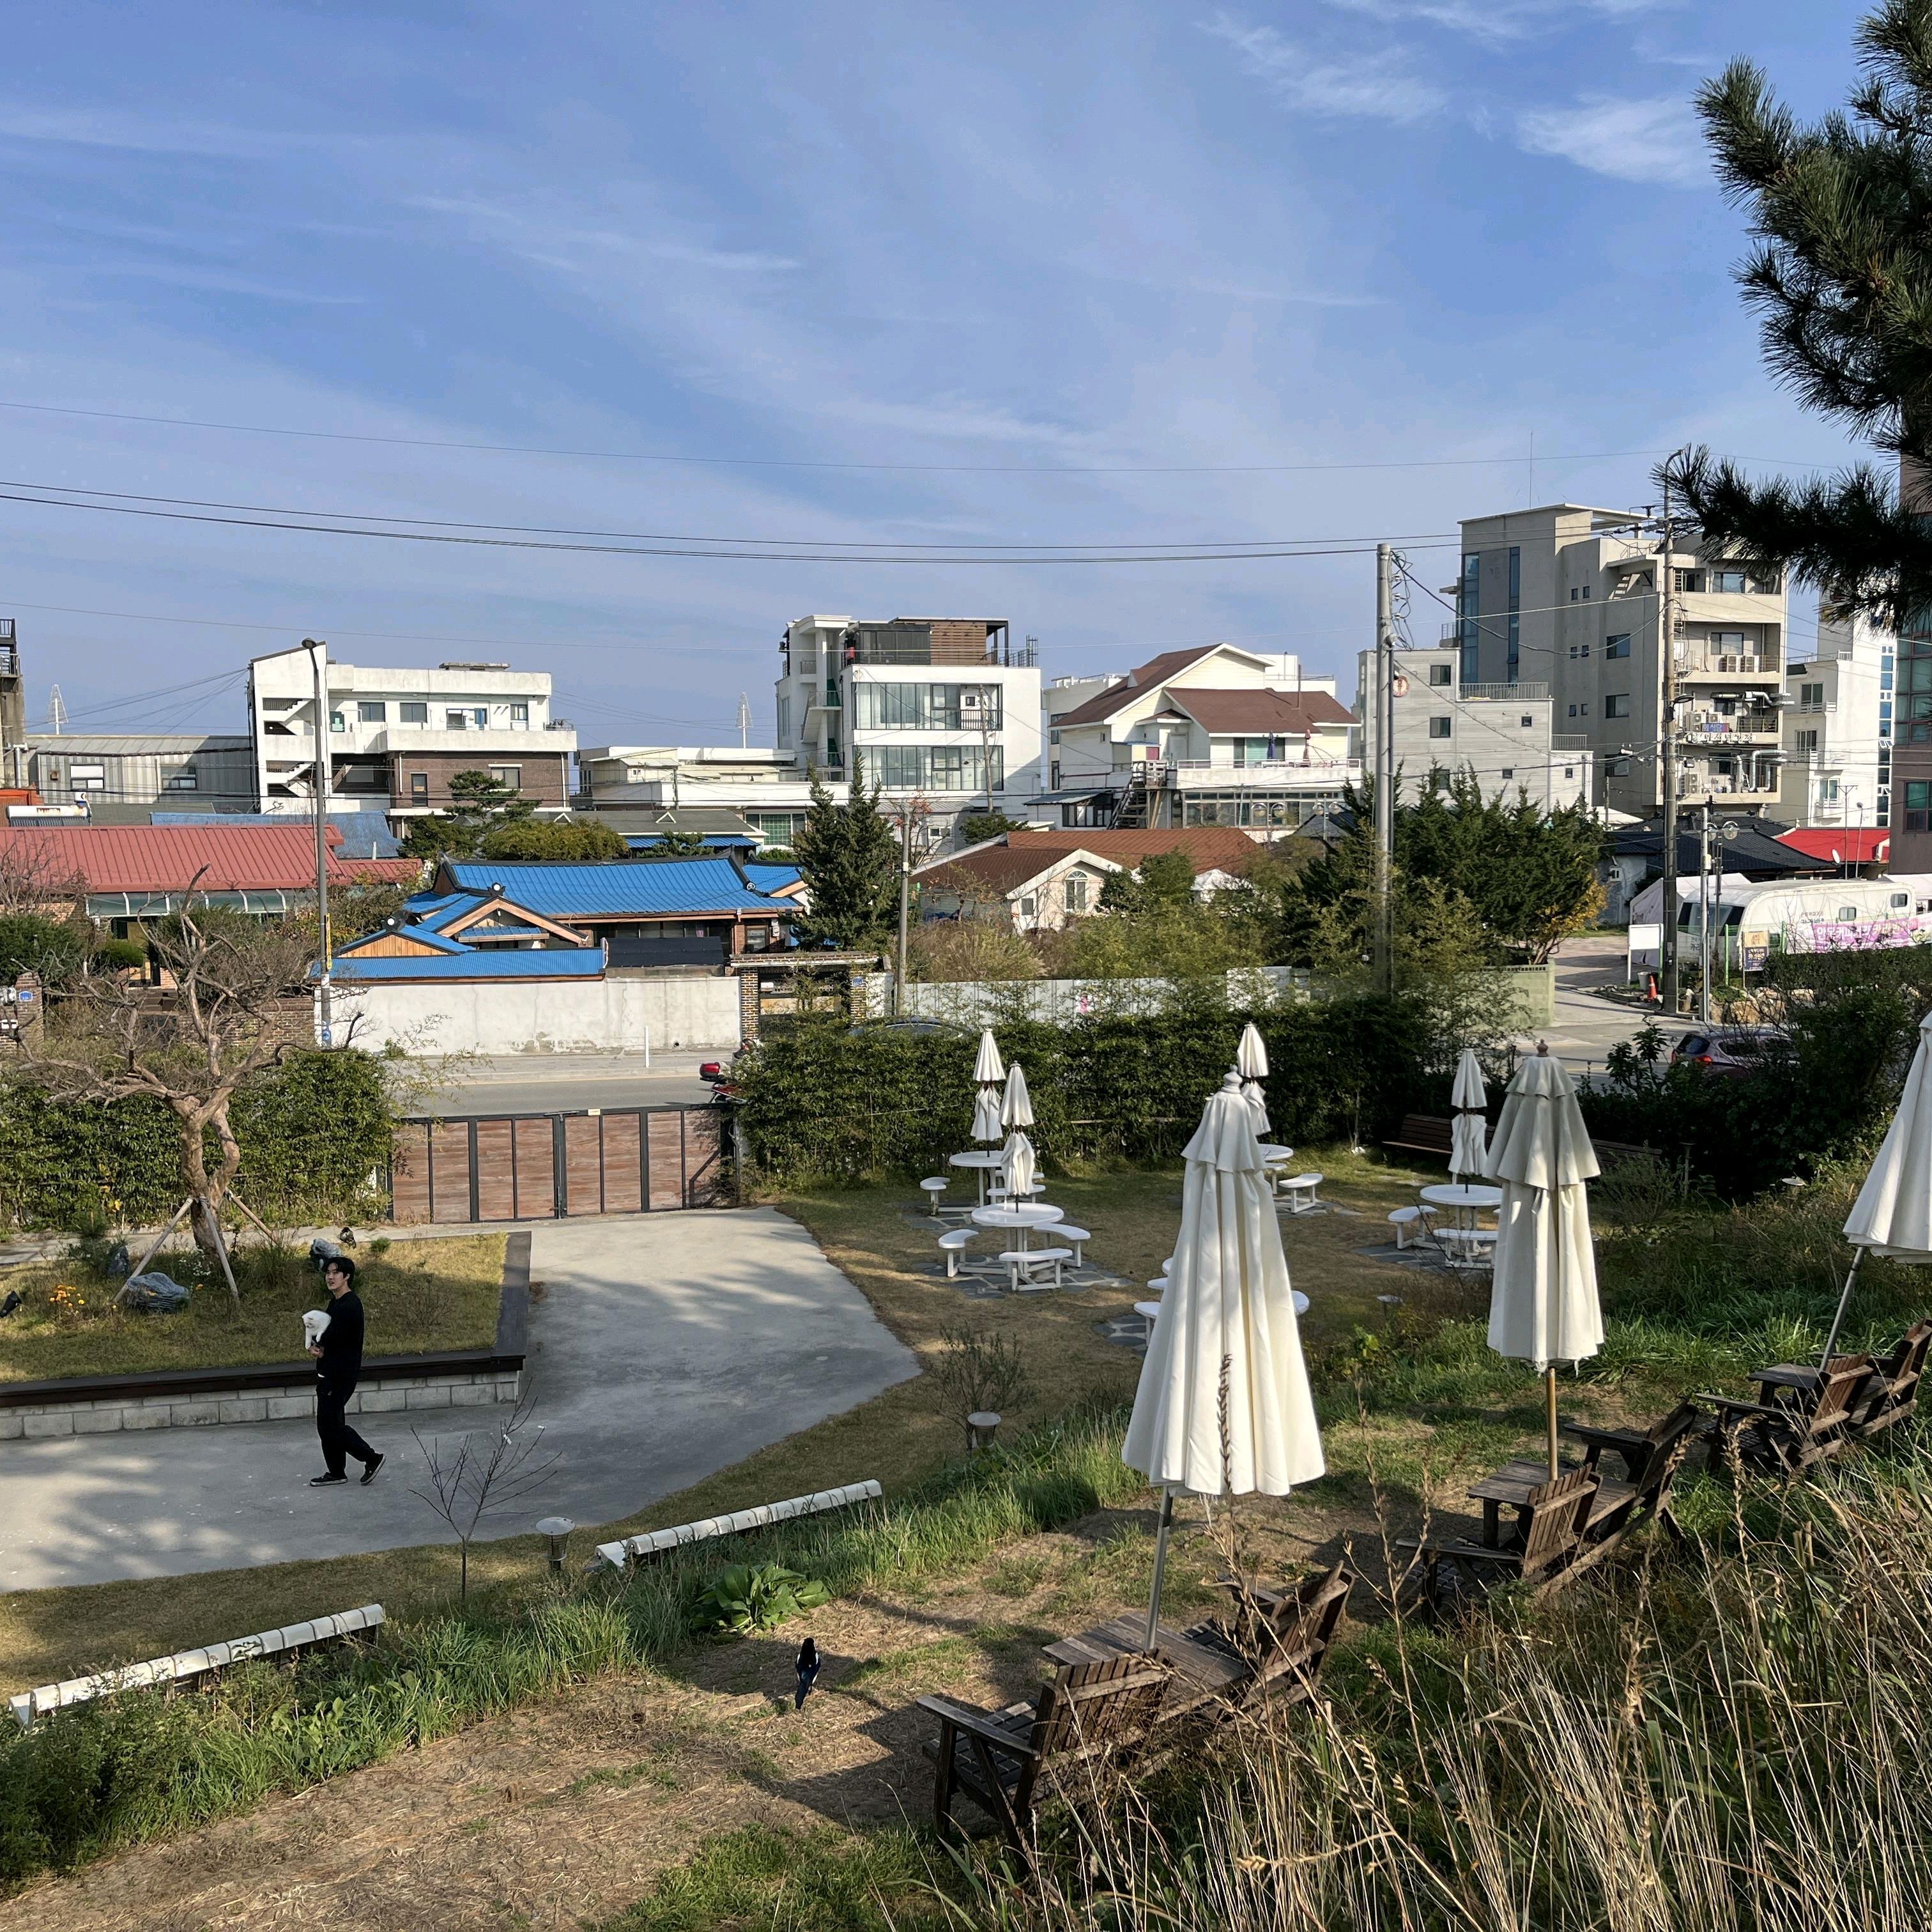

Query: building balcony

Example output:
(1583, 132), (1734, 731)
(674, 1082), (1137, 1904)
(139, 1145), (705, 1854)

(1682, 717), (1782, 744)
(360, 728), (573, 756)
(1156, 758), (1363, 791)
(1676, 656), (1781, 681)
(1461, 681), (1549, 702)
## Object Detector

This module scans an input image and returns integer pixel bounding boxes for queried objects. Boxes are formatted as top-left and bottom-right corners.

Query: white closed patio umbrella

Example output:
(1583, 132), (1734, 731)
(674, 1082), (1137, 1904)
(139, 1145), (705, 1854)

(1236, 1022), (1271, 1133)
(1483, 1046), (1604, 1476)
(1000, 1130), (1037, 1200)
(1001, 1062), (1034, 1129)
(1450, 1048), (1488, 1179)
(1123, 1071), (1324, 1645)
(1828, 1008), (1932, 1361)
(973, 1029), (1005, 1086)
(970, 1085), (1005, 1144)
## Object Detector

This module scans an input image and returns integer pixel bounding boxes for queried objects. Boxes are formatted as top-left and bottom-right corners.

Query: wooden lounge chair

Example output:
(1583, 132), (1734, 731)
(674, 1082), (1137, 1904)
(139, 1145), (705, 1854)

(1397, 1467), (1599, 1614)
(1852, 1319), (1932, 1440)
(1186, 1561), (1352, 1708)
(1698, 1354), (1873, 1476)
(919, 1652), (1167, 1848)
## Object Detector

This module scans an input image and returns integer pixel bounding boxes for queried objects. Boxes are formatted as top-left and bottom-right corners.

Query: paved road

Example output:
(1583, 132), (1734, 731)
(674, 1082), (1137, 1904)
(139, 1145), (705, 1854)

(0, 1209), (917, 1592)
(1508, 933), (1692, 1080)
(404, 1050), (716, 1115)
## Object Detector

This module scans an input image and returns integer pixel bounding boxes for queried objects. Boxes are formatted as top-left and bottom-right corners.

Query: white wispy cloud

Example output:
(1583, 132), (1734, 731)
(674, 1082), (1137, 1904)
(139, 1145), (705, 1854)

(1321, 0), (1668, 47)
(1516, 94), (1706, 185)
(1201, 14), (1447, 124)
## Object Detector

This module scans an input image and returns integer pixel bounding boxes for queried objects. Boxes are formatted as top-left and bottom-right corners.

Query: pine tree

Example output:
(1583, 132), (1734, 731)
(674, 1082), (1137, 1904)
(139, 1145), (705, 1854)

(401, 769), (539, 861)
(791, 757), (898, 947)
(1669, 1), (1932, 625)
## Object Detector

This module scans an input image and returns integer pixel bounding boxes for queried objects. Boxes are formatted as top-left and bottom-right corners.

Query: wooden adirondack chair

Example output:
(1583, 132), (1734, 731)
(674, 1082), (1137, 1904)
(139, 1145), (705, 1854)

(1397, 1467), (1599, 1614)
(1850, 1320), (1932, 1441)
(1561, 1398), (1703, 1489)
(919, 1652), (1167, 1848)
(1698, 1354), (1873, 1475)
(1183, 1562), (1353, 1708)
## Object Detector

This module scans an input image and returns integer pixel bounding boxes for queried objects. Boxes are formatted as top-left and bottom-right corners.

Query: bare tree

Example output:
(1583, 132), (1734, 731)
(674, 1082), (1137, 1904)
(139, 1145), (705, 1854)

(4, 878), (339, 1294)
(0, 837), (87, 919)
(410, 1390), (562, 1598)
(923, 1323), (1032, 1449)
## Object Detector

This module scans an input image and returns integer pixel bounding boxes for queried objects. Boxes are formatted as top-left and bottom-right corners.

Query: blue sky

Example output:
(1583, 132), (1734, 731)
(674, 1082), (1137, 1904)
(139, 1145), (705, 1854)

(0, 1), (1874, 746)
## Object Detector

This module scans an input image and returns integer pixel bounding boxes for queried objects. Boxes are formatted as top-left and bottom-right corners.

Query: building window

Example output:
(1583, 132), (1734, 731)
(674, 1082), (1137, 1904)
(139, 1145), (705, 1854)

(1429, 663), (1452, 686)
(1499, 767), (1514, 780)
(1428, 716), (1452, 739)
(330, 709), (347, 732)
(1605, 634), (1631, 659)
(400, 700), (427, 724)
(1064, 874), (1089, 913)
(1458, 551), (1480, 684)
(850, 682), (1002, 731)
(357, 700), (385, 723)
(488, 765), (522, 790)
(1507, 544), (1521, 681)
(1711, 567), (1749, 594)
(1521, 715), (1533, 728)
(1675, 569), (1702, 594)
(1800, 682), (1825, 709)
(162, 770), (198, 790)
(1908, 781), (1931, 832)
(1605, 694), (1630, 718)
(510, 702), (529, 725)
(1796, 730), (1820, 755)
(1429, 767), (1450, 793)
(445, 709), (468, 731)
(410, 772), (429, 801)
(1017, 896), (1038, 923)
(1568, 705), (1577, 718)
(871, 744), (1004, 792)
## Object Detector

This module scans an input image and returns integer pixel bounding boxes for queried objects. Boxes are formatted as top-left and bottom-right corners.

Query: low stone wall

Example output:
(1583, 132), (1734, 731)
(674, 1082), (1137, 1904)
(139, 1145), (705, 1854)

(0, 1231), (531, 1440)
(0, 1365), (523, 1440)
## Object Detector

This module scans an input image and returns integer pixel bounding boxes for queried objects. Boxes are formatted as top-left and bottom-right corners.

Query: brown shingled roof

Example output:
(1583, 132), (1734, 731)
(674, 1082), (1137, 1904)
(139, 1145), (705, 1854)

(1165, 687), (1354, 734)
(916, 845), (1107, 901)
(1052, 647), (1217, 726)
(1005, 826), (1263, 873)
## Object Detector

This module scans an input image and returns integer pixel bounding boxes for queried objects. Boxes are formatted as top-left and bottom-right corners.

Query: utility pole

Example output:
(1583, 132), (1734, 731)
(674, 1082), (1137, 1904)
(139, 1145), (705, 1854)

(1698, 804), (1713, 1025)
(303, 638), (334, 1048)
(737, 693), (751, 749)
(1658, 473), (1682, 1015)
(1372, 542), (1396, 996)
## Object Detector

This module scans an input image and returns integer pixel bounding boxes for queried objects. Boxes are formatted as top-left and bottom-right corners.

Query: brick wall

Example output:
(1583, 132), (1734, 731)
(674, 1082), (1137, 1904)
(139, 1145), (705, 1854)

(388, 750), (569, 808)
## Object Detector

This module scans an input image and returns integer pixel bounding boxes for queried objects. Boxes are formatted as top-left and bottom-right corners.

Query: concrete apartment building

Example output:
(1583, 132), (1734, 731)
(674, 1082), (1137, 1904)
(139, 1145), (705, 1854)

(0, 620), (23, 788)
(1040, 644), (1355, 834)
(774, 615), (1041, 844)
(247, 648), (576, 818)
(574, 744), (848, 850)
(1455, 503), (1790, 819)
(1778, 612), (1892, 832)
(1354, 643), (1588, 809)
(22, 733), (254, 813)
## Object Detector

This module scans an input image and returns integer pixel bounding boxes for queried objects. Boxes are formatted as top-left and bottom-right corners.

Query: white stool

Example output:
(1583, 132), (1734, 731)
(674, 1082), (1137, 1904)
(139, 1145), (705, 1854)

(1147, 1275), (1170, 1295)
(1133, 1299), (1163, 1323)
(1278, 1172), (1324, 1214)
(1001, 1246), (1071, 1292)
(920, 1177), (949, 1212)
(1438, 1227), (1496, 1269)
(1388, 1204), (1438, 1250)
(1291, 1289), (1310, 1315)
(937, 1229), (976, 1278)
(1054, 1223), (1091, 1266)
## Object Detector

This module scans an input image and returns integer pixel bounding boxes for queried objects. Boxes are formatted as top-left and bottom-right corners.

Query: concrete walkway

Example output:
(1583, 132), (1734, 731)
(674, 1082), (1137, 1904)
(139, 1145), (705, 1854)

(1508, 933), (1692, 1079)
(0, 1209), (918, 1592)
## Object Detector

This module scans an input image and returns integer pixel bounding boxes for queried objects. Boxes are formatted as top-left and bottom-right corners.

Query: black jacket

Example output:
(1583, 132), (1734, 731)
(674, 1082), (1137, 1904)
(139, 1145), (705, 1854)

(316, 1289), (365, 1386)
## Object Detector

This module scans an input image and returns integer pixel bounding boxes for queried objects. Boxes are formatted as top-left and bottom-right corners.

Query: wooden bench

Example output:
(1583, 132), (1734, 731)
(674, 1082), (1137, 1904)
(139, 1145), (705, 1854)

(594, 1480), (881, 1570)
(1000, 1246), (1072, 1292)
(921, 1652), (1168, 1848)
(11, 1604), (385, 1729)
(1384, 1114), (1454, 1159)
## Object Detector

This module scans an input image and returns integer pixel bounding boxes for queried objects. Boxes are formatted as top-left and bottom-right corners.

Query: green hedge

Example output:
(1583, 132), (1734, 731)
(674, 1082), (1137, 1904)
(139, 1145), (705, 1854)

(734, 997), (1429, 1184)
(0, 1050), (395, 1232)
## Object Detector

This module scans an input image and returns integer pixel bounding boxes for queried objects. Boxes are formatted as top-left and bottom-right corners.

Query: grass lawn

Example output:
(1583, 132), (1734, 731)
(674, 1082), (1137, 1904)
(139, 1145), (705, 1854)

(0, 1234), (507, 1384)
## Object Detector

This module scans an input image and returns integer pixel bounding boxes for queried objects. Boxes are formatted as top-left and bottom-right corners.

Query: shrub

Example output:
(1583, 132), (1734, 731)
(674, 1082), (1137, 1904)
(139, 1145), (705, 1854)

(693, 1562), (831, 1634)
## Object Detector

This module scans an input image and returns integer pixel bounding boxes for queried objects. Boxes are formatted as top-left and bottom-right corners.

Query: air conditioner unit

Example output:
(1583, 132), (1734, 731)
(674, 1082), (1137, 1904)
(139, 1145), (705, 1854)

(1717, 655), (1737, 673)
(958, 688), (988, 713)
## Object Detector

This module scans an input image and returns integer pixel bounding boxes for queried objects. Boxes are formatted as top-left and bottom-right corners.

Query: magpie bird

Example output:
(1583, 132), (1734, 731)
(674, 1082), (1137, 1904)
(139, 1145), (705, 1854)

(794, 1637), (821, 1710)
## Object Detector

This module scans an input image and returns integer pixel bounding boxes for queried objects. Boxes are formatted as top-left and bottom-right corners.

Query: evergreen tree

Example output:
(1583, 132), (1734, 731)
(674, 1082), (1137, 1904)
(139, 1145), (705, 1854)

(1097, 847), (1200, 914)
(791, 758), (898, 947)
(1669, 1), (1932, 627)
(401, 769), (539, 861)
(479, 817), (629, 861)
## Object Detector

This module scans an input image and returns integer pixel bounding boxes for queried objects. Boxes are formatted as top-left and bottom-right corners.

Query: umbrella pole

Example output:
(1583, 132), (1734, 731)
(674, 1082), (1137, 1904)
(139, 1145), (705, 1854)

(1144, 1487), (1175, 1650)
(1545, 1366), (1560, 1479)
(1819, 1248), (1866, 1370)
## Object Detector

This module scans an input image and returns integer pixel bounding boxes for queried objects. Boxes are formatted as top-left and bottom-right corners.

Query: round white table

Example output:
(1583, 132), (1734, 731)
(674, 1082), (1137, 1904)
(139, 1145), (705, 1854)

(970, 1201), (1064, 1252)
(1419, 1182), (1502, 1231)
(1257, 1143), (1295, 1165)
(949, 1149), (1007, 1204)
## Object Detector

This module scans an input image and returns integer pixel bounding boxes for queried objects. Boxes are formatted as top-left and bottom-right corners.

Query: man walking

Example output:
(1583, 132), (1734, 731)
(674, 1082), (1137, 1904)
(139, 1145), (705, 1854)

(309, 1255), (384, 1487)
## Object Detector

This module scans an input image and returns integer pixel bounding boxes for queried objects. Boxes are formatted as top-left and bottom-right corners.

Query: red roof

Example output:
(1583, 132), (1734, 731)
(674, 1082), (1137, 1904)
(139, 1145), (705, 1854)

(1777, 827), (1891, 864)
(0, 824), (418, 894)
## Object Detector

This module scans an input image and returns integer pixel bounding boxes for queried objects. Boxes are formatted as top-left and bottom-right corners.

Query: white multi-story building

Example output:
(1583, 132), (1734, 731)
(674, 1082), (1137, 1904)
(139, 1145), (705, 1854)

(247, 648), (575, 818)
(1778, 612), (1892, 831)
(774, 615), (1042, 843)
(1041, 643), (1355, 834)
(1354, 645), (1588, 810)
(574, 744), (847, 850)
(1453, 504), (1791, 818)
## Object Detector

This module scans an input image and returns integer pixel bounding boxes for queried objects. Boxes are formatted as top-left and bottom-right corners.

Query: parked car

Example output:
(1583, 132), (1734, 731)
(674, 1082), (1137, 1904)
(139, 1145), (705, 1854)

(1669, 1027), (1791, 1075)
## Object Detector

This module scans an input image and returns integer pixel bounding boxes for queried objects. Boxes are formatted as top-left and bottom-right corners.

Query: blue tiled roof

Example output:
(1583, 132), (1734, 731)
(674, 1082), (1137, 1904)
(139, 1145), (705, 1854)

(443, 857), (788, 917)
(624, 831), (758, 850)
(332, 947), (606, 981)
(151, 809), (404, 857)
(744, 863), (802, 892)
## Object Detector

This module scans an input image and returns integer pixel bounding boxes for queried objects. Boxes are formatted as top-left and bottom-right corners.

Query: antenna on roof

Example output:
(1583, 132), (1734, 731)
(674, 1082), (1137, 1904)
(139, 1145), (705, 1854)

(737, 693), (751, 749)
(45, 685), (66, 735)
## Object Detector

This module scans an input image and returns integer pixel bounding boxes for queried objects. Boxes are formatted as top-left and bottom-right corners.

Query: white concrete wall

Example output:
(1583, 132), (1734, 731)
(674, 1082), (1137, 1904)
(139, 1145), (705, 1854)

(332, 974), (742, 1054)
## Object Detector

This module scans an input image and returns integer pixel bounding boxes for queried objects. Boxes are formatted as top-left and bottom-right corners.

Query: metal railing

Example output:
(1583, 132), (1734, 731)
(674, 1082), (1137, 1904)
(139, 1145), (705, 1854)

(1460, 681), (1548, 701)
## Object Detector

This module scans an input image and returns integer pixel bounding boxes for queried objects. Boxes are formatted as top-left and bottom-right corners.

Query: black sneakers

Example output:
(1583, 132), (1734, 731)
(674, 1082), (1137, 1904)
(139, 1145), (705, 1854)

(310, 1472), (348, 1487)
(360, 1452), (385, 1486)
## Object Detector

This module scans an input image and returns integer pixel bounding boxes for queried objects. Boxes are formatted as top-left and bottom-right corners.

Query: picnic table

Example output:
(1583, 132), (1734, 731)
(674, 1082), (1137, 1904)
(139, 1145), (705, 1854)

(970, 1201), (1064, 1252)
(1418, 1183), (1501, 1227)
(1467, 1459), (1565, 1547)
(948, 1149), (1006, 1204)
(1043, 1614), (1247, 1717)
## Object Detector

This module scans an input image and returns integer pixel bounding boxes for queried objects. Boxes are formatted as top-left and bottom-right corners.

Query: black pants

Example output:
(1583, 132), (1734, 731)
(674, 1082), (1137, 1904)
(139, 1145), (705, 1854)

(316, 1379), (376, 1477)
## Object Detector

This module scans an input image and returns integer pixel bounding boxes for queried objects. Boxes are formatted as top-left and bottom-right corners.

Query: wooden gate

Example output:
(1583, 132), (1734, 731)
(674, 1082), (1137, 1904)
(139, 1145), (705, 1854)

(388, 1104), (726, 1224)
